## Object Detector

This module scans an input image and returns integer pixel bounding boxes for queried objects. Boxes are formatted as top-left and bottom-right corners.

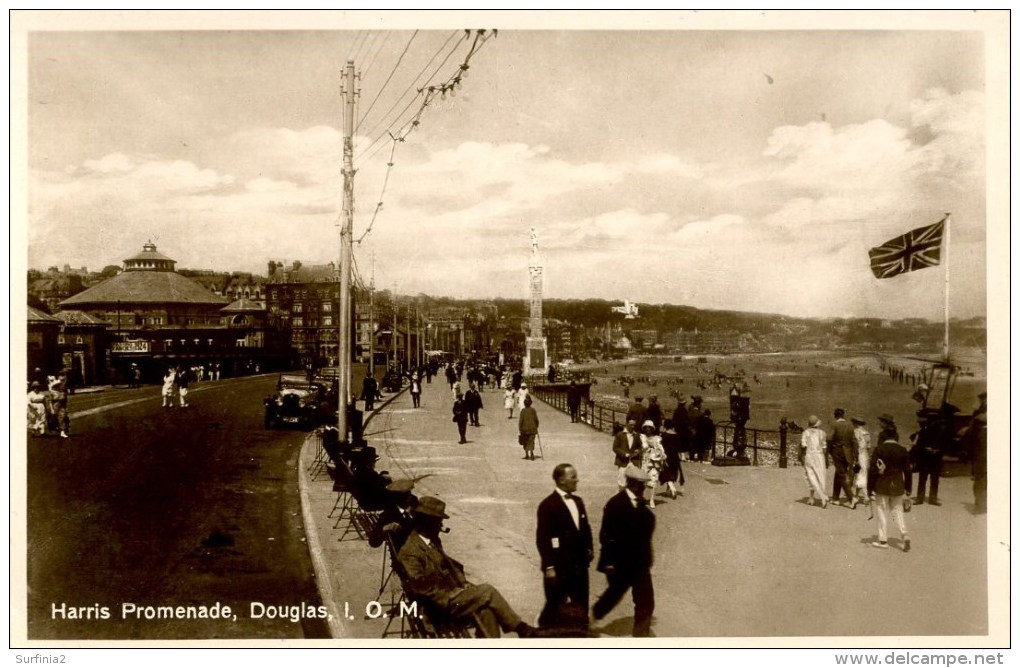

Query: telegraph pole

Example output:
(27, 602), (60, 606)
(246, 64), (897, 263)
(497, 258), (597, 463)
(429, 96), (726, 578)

(337, 60), (356, 441)
(369, 250), (375, 377)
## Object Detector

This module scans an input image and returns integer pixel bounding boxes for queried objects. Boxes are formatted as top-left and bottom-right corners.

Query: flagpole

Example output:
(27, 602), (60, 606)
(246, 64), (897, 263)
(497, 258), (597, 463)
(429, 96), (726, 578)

(943, 213), (951, 363)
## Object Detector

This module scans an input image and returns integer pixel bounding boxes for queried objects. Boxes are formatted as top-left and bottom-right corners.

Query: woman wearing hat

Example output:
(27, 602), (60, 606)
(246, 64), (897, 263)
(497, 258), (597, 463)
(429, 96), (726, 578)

(504, 386), (517, 419)
(518, 395), (540, 461)
(27, 381), (48, 436)
(800, 415), (830, 508)
(639, 420), (667, 507)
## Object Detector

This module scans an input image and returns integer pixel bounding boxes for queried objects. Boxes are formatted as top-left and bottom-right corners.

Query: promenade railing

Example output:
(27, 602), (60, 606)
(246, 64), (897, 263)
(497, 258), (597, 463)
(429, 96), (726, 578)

(530, 385), (797, 468)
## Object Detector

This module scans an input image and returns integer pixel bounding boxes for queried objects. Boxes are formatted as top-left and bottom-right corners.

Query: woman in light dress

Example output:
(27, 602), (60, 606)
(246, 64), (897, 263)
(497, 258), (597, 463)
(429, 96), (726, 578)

(27, 381), (48, 436)
(639, 420), (667, 508)
(162, 368), (177, 408)
(517, 384), (530, 413)
(852, 416), (872, 503)
(504, 388), (518, 419)
(800, 415), (830, 508)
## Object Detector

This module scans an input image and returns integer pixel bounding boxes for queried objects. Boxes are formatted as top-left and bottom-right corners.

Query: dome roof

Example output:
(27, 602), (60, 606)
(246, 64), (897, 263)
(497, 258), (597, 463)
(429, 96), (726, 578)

(124, 244), (175, 263)
(59, 270), (229, 307)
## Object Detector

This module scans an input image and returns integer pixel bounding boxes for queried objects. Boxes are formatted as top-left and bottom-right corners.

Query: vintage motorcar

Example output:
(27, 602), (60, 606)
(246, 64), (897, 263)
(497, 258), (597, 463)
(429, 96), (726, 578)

(264, 374), (334, 429)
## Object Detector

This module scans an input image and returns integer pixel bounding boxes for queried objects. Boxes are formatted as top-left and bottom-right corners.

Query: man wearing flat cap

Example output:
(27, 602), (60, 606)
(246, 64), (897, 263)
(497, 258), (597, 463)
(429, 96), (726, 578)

(397, 496), (536, 638)
(592, 465), (656, 637)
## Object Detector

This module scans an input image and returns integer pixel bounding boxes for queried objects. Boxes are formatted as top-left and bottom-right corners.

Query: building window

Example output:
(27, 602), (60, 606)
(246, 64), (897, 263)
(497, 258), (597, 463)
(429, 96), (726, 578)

(208, 339), (214, 346)
(322, 302), (332, 312)
(323, 316), (333, 326)
(271, 290), (278, 300)
(293, 302), (303, 313)
(236, 339), (247, 347)
(293, 317), (303, 327)
(76, 336), (84, 345)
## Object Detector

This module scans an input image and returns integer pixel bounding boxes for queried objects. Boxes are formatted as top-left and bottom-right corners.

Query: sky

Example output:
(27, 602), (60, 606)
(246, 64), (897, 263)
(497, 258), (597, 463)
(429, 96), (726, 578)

(20, 11), (1004, 321)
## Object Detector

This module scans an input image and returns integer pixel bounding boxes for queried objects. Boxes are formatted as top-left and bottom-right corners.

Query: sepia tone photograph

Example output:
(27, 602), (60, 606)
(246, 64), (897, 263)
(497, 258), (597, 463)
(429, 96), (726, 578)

(11, 10), (1010, 653)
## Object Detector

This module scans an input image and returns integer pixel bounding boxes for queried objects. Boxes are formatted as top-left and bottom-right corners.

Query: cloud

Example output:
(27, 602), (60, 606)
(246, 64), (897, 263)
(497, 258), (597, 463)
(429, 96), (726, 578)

(28, 85), (986, 321)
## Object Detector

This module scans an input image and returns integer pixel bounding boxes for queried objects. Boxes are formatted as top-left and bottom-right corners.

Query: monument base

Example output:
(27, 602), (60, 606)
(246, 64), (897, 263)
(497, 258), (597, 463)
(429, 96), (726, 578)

(524, 336), (548, 373)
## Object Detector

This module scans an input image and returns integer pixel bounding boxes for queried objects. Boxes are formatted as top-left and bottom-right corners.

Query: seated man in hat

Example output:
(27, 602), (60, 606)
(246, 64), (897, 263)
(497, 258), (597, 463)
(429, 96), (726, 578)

(397, 496), (536, 638)
(369, 478), (418, 550)
(351, 446), (392, 511)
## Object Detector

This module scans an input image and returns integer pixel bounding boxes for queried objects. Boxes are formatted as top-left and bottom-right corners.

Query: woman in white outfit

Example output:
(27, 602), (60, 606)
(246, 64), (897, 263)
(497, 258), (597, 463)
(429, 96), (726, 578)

(162, 368), (176, 408)
(639, 420), (666, 508)
(800, 415), (830, 508)
(517, 385), (529, 412)
(504, 388), (517, 419)
(852, 416), (872, 503)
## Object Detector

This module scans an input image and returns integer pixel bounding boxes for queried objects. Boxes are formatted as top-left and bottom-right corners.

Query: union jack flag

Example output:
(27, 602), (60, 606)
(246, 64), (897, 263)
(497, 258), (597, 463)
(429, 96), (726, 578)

(868, 218), (945, 279)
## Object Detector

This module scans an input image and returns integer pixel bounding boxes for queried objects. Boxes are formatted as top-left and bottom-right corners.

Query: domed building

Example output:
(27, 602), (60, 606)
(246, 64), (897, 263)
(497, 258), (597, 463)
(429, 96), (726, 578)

(56, 242), (283, 383)
(60, 242), (228, 329)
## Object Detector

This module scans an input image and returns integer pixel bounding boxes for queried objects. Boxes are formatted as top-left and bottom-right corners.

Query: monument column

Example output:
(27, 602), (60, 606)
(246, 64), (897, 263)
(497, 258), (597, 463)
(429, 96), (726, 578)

(524, 228), (548, 375)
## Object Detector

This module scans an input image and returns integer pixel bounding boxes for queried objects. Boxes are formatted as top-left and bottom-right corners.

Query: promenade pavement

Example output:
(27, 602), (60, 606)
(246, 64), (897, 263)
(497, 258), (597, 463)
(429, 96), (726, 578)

(299, 376), (990, 642)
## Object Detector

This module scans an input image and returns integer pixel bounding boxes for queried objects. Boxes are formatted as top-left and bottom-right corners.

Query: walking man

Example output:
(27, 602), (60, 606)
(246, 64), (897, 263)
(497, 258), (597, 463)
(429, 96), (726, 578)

(567, 381), (582, 423)
(409, 374), (422, 408)
(452, 393), (469, 444)
(612, 419), (643, 487)
(592, 465), (656, 637)
(362, 372), (379, 412)
(910, 412), (945, 506)
(868, 431), (913, 551)
(175, 365), (191, 408)
(536, 464), (593, 629)
(827, 408), (858, 508)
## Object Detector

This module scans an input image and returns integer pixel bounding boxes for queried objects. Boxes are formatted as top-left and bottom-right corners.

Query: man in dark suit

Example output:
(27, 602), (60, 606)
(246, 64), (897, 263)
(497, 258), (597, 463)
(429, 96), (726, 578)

(361, 372), (379, 412)
(397, 497), (535, 638)
(592, 465), (656, 637)
(536, 463), (594, 628)
(612, 419), (643, 487)
(827, 407), (859, 508)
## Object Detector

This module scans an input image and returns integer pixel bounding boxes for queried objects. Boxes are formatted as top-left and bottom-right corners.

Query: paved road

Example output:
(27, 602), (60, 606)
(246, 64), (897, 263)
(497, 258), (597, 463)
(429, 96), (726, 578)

(26, 375), (330, 640)
(302, 376), (990, 640)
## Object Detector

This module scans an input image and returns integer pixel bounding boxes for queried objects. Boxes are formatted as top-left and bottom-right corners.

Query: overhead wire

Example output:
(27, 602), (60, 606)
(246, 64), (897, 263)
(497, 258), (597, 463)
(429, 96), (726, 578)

(353, 29), (497, 246)
(345, 30), (366, 62)
(357, 30), (419, 133)
(355, 31), (469, 168)
(351, 30), (373, 63)
(360, 31), (392, 79)
(358, 30), (460, 142)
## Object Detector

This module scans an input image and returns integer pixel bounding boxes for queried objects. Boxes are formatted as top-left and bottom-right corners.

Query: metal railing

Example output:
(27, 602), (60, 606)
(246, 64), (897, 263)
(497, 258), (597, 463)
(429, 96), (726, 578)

(530, 386), (796, 468)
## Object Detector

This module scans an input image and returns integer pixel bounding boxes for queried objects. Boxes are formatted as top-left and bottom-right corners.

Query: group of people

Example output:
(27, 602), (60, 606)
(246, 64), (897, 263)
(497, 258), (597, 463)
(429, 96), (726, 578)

(161, 365), (194, 408)
(26, 375), (71, 438)
(369, 461), (656, 638)
(799, 393), (988, 552)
